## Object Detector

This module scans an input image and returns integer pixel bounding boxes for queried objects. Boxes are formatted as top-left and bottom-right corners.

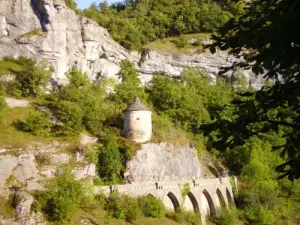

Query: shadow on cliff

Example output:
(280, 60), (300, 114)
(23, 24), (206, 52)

(30, 0), (49, 32)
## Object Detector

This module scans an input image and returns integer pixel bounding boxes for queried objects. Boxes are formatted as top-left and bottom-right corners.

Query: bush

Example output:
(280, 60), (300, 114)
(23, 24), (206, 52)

(172, 36), (188, 48)
(98, 139), (123, 183)
(215, 207), (237, 225)
(166, 210), (201, 225)
(138, 195), (165, 218)
(54, 100), (83, 136)
(123, 195), (141, 222)
(105, 193), (141, 222)
(105, 192), (125, 219)
(33, 169), (84, 223)
(20, 111), (52, 136)
(0, 96), (6, 121)
(7, 56), (51, 97)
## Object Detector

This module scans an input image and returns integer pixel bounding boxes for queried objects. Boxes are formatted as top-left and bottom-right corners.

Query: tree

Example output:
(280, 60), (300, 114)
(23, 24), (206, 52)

(55, 101), (83, 136)
(207, 0), (300, 179)
(65, 0), (77, 10)
(110, 60), (147, 107)
(98, 139), (123, 182)
(6, 57), (51, 97)
(43, 168), (84, 223)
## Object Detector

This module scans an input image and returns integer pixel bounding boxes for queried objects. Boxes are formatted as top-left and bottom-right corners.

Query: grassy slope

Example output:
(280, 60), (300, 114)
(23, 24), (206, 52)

(0, 101), (76, 149)
(0, 61), (23, 75)
(144, 33), (211, 55)
(70, 209), (181, 225)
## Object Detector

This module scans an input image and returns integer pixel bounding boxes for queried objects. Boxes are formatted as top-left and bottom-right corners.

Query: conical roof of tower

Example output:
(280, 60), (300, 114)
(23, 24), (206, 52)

(123, 97), (151, 112)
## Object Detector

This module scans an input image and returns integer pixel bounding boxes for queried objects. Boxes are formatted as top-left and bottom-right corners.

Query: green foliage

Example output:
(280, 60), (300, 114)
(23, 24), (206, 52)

(82, 146), (100, 165)
(19, 29), (46, 38)
(105, 192), (141, 222)
(4, 56), (51, 97)
(55, 100), (83, 136)
(98, 139), (123, 183)
(166, 210), (201, 225)
(19, 111), (52, 137)
(0, 195), (15, 219)
(209, 0), (300, 179)
(0, 60), (23, 75)
(138, 195), (165, 218)
(51, 66), (111, 136)
(33, 168), (84, 223)
(215, 206), (237, 225)
(80, 0), (235, 50)
(148, 69), (234, 132)
(172, 36), (188, 48)
(0, 96), (6, 121)
(110, 59), (147, 107)
(180, 183), (190, 201)
(0, 56), (51, 97)
(65, 0), (77, 10)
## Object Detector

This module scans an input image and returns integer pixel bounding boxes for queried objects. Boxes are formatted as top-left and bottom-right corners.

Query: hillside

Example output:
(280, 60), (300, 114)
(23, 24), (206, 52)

(0, 0), (300, 225)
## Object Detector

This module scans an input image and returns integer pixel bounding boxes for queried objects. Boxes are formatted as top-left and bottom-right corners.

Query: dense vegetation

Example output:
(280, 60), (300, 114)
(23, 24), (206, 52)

(78, 0), (245, 50)
(1, 54), (299, 224)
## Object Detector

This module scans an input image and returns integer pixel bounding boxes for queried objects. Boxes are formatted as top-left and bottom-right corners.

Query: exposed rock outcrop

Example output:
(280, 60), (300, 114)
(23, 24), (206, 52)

(0, 0), (127, 84)
(124, 143), (202, 183)
(14, 191), (33, 224)
(5, 97), (29, 108)
(0, 154), (39, 189)
(138, 50), (265, 89)
(0, 0), (264, 88)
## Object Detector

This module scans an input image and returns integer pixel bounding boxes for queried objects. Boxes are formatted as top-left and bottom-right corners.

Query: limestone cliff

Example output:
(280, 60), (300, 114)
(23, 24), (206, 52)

(124, 143), (203, 183)
(137, 50), (265, 89)
(0, 0), (127, 83)
(0, 0), (264, 88)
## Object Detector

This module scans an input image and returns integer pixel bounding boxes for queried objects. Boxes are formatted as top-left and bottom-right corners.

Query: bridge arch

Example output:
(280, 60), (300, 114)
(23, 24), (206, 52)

(202, 189), (217, 217)
(163, 191), (181, 211)
(216, 188), (226, 208)
(183, 191), (200, 213)
(226, 188), (234, 204)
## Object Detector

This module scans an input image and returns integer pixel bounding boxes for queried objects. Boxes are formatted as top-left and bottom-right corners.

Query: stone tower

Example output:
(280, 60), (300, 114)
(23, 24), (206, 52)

(123, 97), (152, 143)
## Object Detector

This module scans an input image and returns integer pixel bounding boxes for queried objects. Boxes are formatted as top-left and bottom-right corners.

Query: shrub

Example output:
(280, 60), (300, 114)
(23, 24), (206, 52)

(105, 192), (125, 219)
(105, 193), (140, 222)
(138, 195), (165, 218)
(9, 56), (51, 97)
(166, 210), (201, 225)
(0, 96), (6, 121)
(172, 36), (188, 48)
(42, 169), (84, 223)
(54, 100), (83, 136)
(20, 111), (52, 136)
(215, 207), (237, 225)
(98, 139), (123, 183)
(123, 195), (141, 222)
(35, 151), (51, 167)
(82, 146), (100, 165)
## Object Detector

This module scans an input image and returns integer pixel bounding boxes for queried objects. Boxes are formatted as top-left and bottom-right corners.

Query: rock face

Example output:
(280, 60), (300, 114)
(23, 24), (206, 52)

(124, 143), (202, 183)
(0, 0), (127, 83)
(0, 0), (264, 88)
(138, 50), (266, 89)
(14, 191), (33, 224)
(0, 154), (39, 189)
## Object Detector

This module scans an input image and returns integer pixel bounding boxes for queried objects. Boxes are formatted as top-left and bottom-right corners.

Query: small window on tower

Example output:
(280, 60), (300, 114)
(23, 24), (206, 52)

(136, 118), (140, 120)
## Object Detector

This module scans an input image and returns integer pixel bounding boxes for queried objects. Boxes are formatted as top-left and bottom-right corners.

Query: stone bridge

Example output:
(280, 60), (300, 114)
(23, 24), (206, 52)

(96, 177), (234, 225)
